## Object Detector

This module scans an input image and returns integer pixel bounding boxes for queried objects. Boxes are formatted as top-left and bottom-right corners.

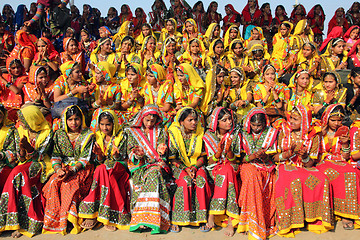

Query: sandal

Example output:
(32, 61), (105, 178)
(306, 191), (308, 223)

(169, 224), (180, 233)
(343, 220), (354, 230)
(200, 224), (211, 232)
(104, 225), (117, 232)
(80, 219), (98, 229)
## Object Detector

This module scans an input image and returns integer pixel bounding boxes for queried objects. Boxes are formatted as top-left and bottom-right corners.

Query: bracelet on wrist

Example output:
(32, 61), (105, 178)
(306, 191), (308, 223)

(67, 91), (74, 98)
(274, 98), (280, 104)
(5, 82), (12, 88)
(301, 157), (310, 163)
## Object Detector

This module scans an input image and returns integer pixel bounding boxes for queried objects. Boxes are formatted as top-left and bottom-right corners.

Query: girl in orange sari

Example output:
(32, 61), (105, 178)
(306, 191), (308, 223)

(9, 29), (36, 72)
(33, 37), (60, 78)
(60, 37), (86, 74)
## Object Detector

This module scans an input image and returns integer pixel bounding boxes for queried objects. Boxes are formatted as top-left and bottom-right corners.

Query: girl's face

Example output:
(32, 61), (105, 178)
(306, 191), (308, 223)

(196, 3), (203, 11)
(100, 40), (112, 53)
(350, 28), (359, 40)
(352, 74), (360, 86)
(248, 0), (255, 8)
(65, 30), (74, 38)
(80, 31), (89, 42)
(176, 70), (187, 85)
(280, 25), (289, 37)
(121, 40), (132, 53)
(9, 63), (22, 77)
(142, 114), (157, 129)
(189, 41), (200, 55)
(181, 114), (198, 132)
(121, 5), (127, 14)
(250, 121), (265, 134)
(95, 68), (105, 83)
(70, 66), (82, 81)
(253, 50), (264, 60)
(211, 3), (218, 11)
(302, 45), (313, 58)
(295, 5), (303, 15)
(233, 43), (243, 56)
(214, 43), (224, 55)
(328, 115), (343, 131)
(213, 26), (220, 37)
(218, 114), (232, 132)
(251, 29), (260, 40)
(332, 41), (345, 55)
(264, 4), (270, 14)
(229, 29), (238, 39)
(264, 68), (276, 83)
(216, 72), (225, 85)
(135, 9), (142, 18)
(146, 38), (156, 52)
(225, 7), (231, 15)
(315, 6), (321, 15)
(142, 26), (151, 37)
(289, 112), (301, 131)
(67, 40), (78, 54)
(276, 7), (284, 16)
(36, 71), (48, 85)
(67, 114), (82, 132)
(185, 22), (194, 33)
(166, 21), (175, 32)
(126, 69), (139, 85)
(37, 40), (48, 53)
(166, 42), (176, 54)
(146, 72), (157, 85)
(323, 75), (337, 91)
(230, 71), (241, 86)
(336, 8), (344, 17)
(296, 73), (310, 89)
(99, 118), (113, 136)
(99, 29), (108, 38)
(128, 25), (134, 36)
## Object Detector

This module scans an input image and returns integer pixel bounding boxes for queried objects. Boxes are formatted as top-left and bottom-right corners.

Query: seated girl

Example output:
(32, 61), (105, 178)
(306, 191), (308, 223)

(246, 44), (270, 82)
(79, 110), (130, 231)
(125, 105), (171, 234)
(178, 38), (206, 74)
(203, 23), (220, 49)
(138, 35), (161, 70)
(33, 37), (60, 81)
(320, 38), (348, 73)
(135, 23), (156, 51)
(204, 39), (225, 73)
(168, 107), (211, 233)
(60, 37), (85, 74)
(224, 39), (248, 69)
(158, 37), (180, 80)
(43, 105), (95, 234)
(0, 105), (53, 238)
(89, 37), (118, 76)
(286, 70), (313, 112)
(223, 24), (243, 52)
(181, 18), (203, 52)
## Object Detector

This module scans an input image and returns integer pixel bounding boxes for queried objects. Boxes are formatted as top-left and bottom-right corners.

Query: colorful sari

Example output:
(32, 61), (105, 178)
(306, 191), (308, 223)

(320, 39), (348, 73)
(59, 37), (85, 74)
(204, 107), (240, 226)
(24, 65), (55, 103)
(224, 39), (248, 69)
(275, 105), (333, 237)
(238, 108), (278, 240)
(89, 38), (118, 77)
(202, 23), (220, 49)
(223, 25), (243, 51)
(125, 105), (171, 234)
(168, 107), (211, 226)
(316, 104), (360, 228)
(43, 105), (95, 235)
(291, 19), (314, 54)
(79, 110), (130, 229)
(181, 19), (204, 49)
(9, 30), (36, 67)
(287, 70), (314, 111)
(0, 105), (53, 237)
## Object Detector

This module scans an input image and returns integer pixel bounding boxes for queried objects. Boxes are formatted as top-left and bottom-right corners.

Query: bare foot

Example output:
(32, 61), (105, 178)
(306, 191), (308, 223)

(342, 218), (354, 230)
(224, 221), (235, 237)
(104, 225), (117, 232)
(170, 224), (180, 233)
(241, 231), (248, 235)
(11, 230), (22, 238)
(80, 218), (98, 229)
(207, 214), (215, 229)
(200, 224), (211, 232)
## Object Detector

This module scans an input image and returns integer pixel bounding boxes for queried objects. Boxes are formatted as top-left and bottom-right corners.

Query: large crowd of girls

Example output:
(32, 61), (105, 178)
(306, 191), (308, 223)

(1, 0), (360, 239)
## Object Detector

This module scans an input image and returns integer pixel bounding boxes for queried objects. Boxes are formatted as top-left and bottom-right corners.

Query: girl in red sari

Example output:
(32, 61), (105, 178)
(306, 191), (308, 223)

(33, 37), (60, 74)
(274, 104), (333, 237)
(241, 0), (261, 34)
(204, 107), (240, 237)
(344, 26), (360, 51)
(125, 105), (171, 234)
(0, 17), (15, 53)
(79, 110), (130, 231)
(307, 5), (326, 45)
(238, 107), (278, 240)
(132, 8), (147, 38)
(204, 1), (222, 27)
(271, 5), (289, 35)
(348, 39), (360, 69)
(191, 1), (206, 34)
(328, 8), (349, 35)
(9, 29), (36, 72)
(0, 58), (27, 122)
(316, 104), (360, 230)
(60, 37), (86, 74)
(168, 107), (211, 233)
(119, 4), (133, 26)
(290, 4), (306, 26)
(0, 105), (53, 238)
(259, 3), (273, 50)
(43, 105), (95, 235)
(222, 4), (241, 35)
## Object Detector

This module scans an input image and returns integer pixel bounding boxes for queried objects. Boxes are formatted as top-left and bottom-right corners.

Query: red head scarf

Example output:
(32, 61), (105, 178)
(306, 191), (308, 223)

(348, 38), (360, 56)
(344, 25), (360, 42)
(15, 29), (36, 54)
(34, 37), (59, 62)
(290, 4), (306, 20)
(319, 26), (344, 52)
(242, 0), (261, 23)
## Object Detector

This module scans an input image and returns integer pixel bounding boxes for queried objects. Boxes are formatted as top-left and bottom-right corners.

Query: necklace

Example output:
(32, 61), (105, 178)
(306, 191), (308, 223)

(99, 53), (108, 60)
(180, 126), (192, 139)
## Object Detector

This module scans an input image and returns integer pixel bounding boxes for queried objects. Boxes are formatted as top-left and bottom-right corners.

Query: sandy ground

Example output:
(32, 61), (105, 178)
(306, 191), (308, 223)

(1, 221), (360, 240)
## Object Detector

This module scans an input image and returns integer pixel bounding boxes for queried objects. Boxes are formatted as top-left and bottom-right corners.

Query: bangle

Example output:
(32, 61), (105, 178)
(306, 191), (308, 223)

(227, 155), (236, 161)
(279, 153), (285, 161)
(67, 91), (74, 98)
(302, 157), (310, 163)
(71, 166), (78, 173)
(44, 58), (49, 62)
(260, 100), (266, 106)
(244, 100), (249, 107)
(274, 98), (280, 103)
(342, 146), (350, 153)
(323, 102), (329, 107)
(347, 103), (354, 109)
(93, 101), (100, 108)
(244, 155), (251, 162)
(212, 156), (219, 162)
(126, 99), (133, 106)
(5, 82), (12, 88)
(43, 97), (49, 102)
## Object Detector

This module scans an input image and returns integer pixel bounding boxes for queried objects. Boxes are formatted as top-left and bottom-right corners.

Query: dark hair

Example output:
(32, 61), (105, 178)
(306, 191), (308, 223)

(213, 39), (224, 50)
(323, 72), (338, 82)
(281, 22), (291, 29)
(303, 42), (316, 51)
(250, 113), (267, 124)
(141, 23), (151, 30)
(331, 38), (345, 48)
(98, 111), (114, 124)
(37, 66), (48, 75)
(330, 105), (345, 116)
(276, 5), (286, 13)
(125, 65), (137, 74)
(215, 64), (228, 76)
(351, 67), (360, 78)
(217, 108), (232, 125)
(121, 36), (135, 46)
(193, 1), (205, 13)
(231, 40), (243, 50)
(66, 105), (83, 120)
(178, 108), (198, 122)
(260, 3), (270, 11)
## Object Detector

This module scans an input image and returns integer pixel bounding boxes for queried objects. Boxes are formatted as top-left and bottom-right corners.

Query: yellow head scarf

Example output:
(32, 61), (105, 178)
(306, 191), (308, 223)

(204, 23), (220, 40)
(278, 21), (294, 35)
(168, 107), (204, 167)
(17, 105), (51, 149)
(224, 25), (244, 49)
(175, 63), (205, 90)
(182, 18), (198, 35)
(207, 38), (224, 58)
(147, 63), (166, 84)
(135, 23), (157, 46)
(293, 19), (314, 38)
(179, 38), (206, 65)
(61, 105), (87, 133)
(161, 18), (181, 37)
(112, 20), (132, 43)
(95, 110), (123, 155)
(138, 35), (161, 62)
(247, 43), (271, 60)
(0, 105), (12, 150)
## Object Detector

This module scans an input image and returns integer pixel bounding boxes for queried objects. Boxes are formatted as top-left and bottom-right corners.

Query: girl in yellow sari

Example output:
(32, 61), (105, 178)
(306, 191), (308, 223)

(113, 21), (135, 50)
(168, 107), (211, 232)
(138, 35), (161, 70)
(182, 18), (204, 52)
(178, 38), (206, 76)
(286, 70), (314, 111)
(244, 27), (268, 53)
(246, 44), (270, 83)
(320, 38), (348, 74)
(203, 23), (220, 49)
(226, 67), (254, 118)
(79, 110), (130, 231)
(204, 39), (225, 73)
(223, 24), (243, 52)
(174, 63), (205, 111)
(144, 64), (175, 126)
(158, 37), (180, 81)
(89, 37), (118, 76)
(224, 39), (248, 69)
(120, 63), (145, 120)
(291, 19), (314, 54)
(0, 105), (53, 238)
(135, 23), (157, 51)
(312, 71), (347, 118)
(158, 18), (183, 50)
